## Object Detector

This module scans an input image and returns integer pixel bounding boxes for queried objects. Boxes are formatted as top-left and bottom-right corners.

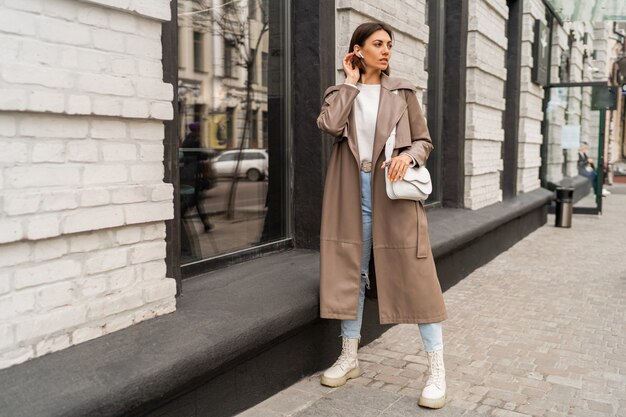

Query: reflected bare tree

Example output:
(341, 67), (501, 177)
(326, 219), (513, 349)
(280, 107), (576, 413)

(182, 0), (269, 220)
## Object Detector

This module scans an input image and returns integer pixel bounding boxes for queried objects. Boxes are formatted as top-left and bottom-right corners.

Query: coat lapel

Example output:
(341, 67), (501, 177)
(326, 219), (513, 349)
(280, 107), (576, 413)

(372, 74), (408, 164)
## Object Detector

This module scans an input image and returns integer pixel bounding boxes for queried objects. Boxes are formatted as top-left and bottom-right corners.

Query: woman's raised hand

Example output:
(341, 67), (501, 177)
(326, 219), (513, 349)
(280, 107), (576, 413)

(343, 52), (360, 84)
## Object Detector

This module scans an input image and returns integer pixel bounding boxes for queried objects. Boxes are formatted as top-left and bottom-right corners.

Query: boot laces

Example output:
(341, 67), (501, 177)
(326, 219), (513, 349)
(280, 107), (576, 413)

(426, 351), (444, 388)
(331, 339), (356, 371)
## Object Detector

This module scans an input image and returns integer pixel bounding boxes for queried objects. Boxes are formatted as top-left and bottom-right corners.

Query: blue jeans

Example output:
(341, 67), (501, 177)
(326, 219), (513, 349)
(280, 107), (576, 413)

(340, 171), (443, 352)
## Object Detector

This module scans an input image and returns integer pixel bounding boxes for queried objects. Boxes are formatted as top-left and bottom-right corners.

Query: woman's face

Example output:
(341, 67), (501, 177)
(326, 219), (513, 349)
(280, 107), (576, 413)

(354, 29), (392, 72)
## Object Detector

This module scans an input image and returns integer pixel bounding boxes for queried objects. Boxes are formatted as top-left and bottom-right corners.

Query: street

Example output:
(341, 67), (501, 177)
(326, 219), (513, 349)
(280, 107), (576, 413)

(236, 184), (626, 417)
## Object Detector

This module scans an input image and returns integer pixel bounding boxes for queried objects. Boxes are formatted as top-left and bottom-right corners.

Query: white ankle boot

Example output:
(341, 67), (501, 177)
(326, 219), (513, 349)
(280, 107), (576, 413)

(320, 337), (360, 387)
(418, 349), (446, 409)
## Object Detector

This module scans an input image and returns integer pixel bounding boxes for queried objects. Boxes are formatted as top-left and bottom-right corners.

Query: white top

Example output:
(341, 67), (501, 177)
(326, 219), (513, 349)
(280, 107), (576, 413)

(343, 82), (417, 166)
(353, 82), (381, 163)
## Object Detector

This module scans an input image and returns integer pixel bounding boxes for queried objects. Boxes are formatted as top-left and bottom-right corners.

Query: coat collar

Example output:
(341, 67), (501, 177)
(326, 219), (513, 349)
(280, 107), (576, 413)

(345, 73), (416, 165)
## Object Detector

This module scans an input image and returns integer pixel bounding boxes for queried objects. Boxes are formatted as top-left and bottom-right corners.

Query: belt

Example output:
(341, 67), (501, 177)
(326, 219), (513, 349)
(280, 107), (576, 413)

(360, 160), (372, 172)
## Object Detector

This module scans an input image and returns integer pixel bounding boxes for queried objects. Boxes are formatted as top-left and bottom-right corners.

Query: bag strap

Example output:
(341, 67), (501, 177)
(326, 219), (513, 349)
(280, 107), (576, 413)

(384, 89), (401, 164)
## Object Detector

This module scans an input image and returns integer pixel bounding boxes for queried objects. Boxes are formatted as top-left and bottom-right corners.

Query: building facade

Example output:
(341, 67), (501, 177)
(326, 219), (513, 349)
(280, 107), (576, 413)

(0, 0), (625, 415)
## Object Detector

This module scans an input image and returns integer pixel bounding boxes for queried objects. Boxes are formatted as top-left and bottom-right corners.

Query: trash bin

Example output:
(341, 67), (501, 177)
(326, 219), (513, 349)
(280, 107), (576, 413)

(554, 187), (574, 228)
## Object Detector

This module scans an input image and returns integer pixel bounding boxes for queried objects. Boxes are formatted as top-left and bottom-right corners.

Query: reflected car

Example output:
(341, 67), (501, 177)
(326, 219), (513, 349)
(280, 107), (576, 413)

(212, 149), (268, 181)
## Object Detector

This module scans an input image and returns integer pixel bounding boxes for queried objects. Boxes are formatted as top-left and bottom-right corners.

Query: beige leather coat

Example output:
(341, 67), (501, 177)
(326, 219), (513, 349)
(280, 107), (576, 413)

(316, 73), (447, 324)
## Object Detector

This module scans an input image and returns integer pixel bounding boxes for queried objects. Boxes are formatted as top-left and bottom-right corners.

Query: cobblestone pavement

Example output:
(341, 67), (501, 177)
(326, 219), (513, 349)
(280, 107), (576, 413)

(236, 184), (626, 417)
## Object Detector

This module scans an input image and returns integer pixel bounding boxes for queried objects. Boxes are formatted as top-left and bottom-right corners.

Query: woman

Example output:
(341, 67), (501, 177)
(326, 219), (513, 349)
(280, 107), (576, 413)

(316, 22), (448, 409)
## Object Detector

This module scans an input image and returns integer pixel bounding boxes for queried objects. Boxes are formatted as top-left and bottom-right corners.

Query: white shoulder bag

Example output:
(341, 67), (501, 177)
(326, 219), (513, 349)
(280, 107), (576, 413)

(384, 126), (432, 202)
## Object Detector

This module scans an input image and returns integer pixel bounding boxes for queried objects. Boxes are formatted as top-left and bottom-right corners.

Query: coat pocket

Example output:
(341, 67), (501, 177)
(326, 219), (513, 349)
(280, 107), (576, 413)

(416, 200), (430, 259)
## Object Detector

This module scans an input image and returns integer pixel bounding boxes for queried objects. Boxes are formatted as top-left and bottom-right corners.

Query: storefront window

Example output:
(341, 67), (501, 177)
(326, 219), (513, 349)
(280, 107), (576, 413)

(177, 0), (290, 271)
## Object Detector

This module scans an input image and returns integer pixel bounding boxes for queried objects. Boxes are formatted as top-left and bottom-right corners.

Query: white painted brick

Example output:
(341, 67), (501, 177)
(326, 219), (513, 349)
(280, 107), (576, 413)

(103, 313), (135, 332)
(111, 58), (136, 75)
(137, 60), (162, 78)
(92, 97), (123, 116)
(43, 0), (78, 20)
(0, 90), (27, 111)
(4, 192), (41, 215)
(77, 3), (109, 27)
(110, 185), (147, 204)
(150, 102), (173, 120)
(151, 183), (172, 202)
(108, 10), (137, 33)
(15, 305), (87, 343)
(63, 206), (125, 234)
(67, 95), (92, 115)
(130, 163), (163, 182)
(40, 190), (79, 211)
(14, 259), (82, 289)
(5, 166), (81, 188)
(35, 334), (71, 356)
(21, 116), (88, 138)
(0, 290), (35, 319)
(2, 63), (73, 89)
(138, 144), (163, 161)
(0, 34), (20, 63)
(0, 219), (23, 244)
(86, 288), (143, 319)
(19, 39), (58, 66)
(121, 99), (150, 118)
(0, 141), (28, 163)
(0, 8), (37, 36)
(136, 18), (161, 39)
(142, 278), (176, 303)
(27, 91), (66, 113)
(0, 346), (35, 369)
(142, 222), (166, 240)
(26, 214), (60, 240)
(72, 326), (104, 344)
(0, 324), (14, 351)
(107, 267), (136, 292)
(0, 242), (30, 268)
(92, 28), (126, 53)
(129, 121), (164, 140)
(67, 141), (98, 162)
(0, 271), (11, 295)
(32, 142), (66, 163)
(131, 0), (171, 21)
(85, 248), (128, 275)
(136, 79), (173, 101)
(36, 281), (74, 310)
(91, 120), (127, 139)
(78, 74), (134, 96)
(39, 18), (91, 46)
(101, 143), (137, 161)
(0, 114), (17, 137)
(125, 201), (172, 224)
(139, 260), (166, 281)
(5, 0), (44, 13)
(83, 165), (128, 185)
(126, 35), (161, 59)
(75, 274), (107, 297)
(32, 239), (68, 262)
(130, 240), (166, 264)
(80, 188), (111, 207)
(68, 233), (104, 253)
(116, 226), (142, 244)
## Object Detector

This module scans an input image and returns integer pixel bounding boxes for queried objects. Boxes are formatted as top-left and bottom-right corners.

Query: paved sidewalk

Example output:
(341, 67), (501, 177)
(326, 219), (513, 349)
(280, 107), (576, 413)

(236, 184), (626, 417)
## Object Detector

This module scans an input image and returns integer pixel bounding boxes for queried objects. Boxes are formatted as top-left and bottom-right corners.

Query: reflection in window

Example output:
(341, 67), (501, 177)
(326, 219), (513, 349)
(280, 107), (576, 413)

(193, 31), (203, 72)
(178, 0), (286, 267)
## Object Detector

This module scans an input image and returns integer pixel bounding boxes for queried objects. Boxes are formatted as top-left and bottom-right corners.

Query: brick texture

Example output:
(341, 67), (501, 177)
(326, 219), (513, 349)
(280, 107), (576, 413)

(0, 0), (176, 370)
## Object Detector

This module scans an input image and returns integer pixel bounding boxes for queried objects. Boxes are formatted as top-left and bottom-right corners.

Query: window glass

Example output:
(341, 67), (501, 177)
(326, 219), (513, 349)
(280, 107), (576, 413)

(178, 0), (289, 268)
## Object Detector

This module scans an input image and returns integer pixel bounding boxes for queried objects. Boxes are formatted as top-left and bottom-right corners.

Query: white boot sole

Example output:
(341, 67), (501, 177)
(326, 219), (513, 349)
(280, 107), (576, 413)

(418, 394), (446, 409)
(320, 367), (361, 387)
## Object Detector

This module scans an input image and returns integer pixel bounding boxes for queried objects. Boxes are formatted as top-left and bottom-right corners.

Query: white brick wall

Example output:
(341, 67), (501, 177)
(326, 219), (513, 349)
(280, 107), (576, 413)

(335, 0), (429, 91)
(0, 0), (175, 370)
(464, 0), (507, 209)
(517, 0), (545, 193)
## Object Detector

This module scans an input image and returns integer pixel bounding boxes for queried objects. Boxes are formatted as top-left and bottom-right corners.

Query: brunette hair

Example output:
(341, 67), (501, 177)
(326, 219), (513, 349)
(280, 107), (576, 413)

(348, 22), (394, 76)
